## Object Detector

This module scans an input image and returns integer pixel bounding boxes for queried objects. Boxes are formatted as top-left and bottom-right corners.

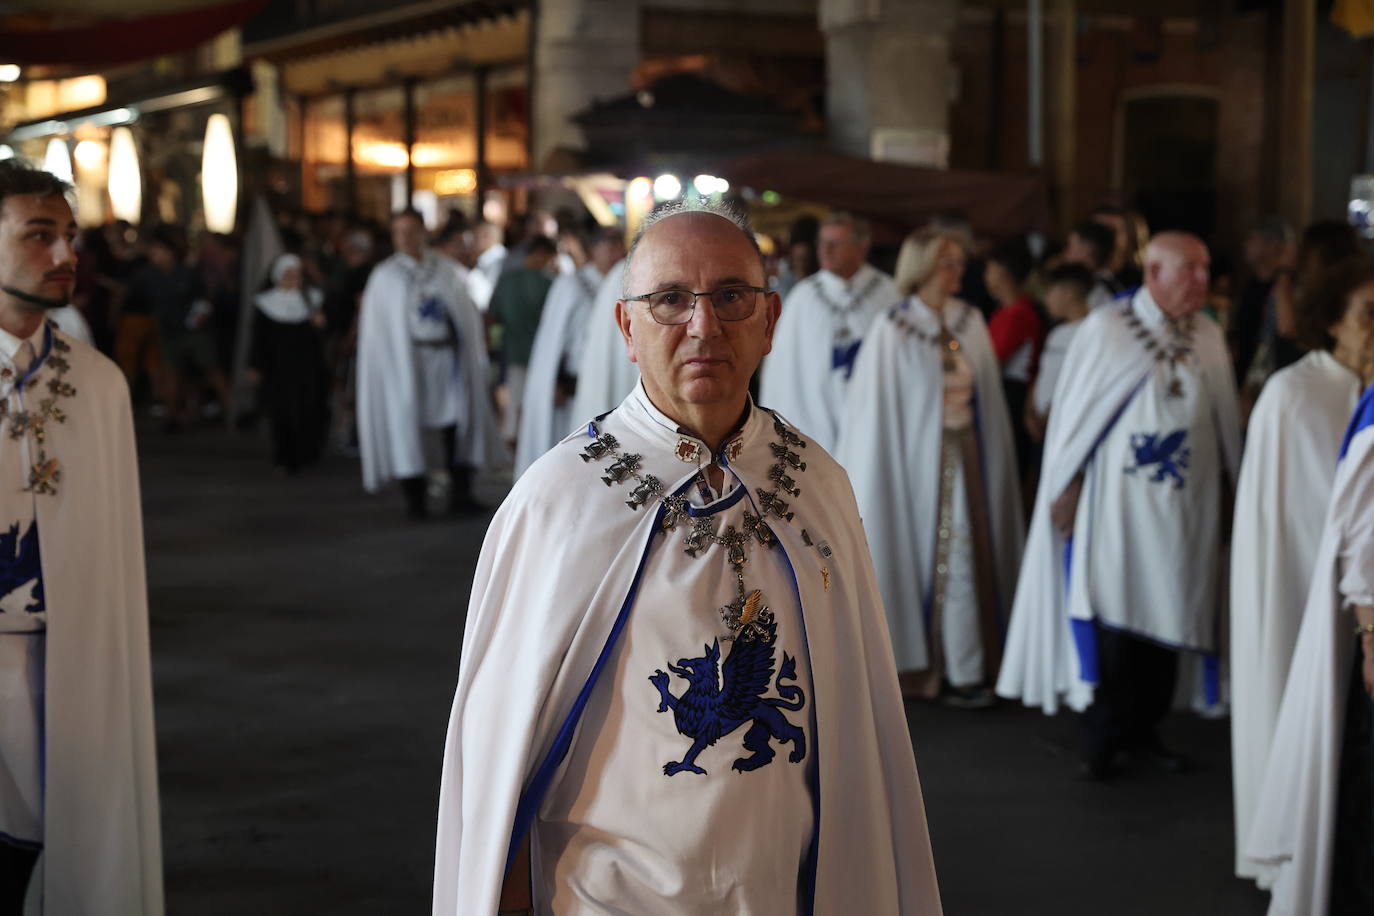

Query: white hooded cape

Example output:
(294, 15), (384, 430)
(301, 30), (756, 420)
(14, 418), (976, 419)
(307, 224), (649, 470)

(1246, 386), (1374, 916)
(0, 326), (162, 914)
(996, 289), (1241, 713)
(759, 265), (898, 453)
(434, 384), (941, 915)
(568, 260), (638, 424)
(1230, 351), (1362, 882)
(834, 297), (1024, 673)
(356, 250), (500, 492)
(513, 263), (602, 478)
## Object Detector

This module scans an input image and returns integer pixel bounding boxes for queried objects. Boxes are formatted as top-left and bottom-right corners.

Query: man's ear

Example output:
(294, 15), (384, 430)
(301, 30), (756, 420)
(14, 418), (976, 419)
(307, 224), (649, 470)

(760, 291), (783, 357)
(615, 299), (639, 364)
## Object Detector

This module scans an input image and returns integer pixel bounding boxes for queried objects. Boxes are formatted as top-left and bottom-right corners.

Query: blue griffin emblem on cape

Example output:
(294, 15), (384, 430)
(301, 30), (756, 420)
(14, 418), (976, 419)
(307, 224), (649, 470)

(648, 614), (806, 777)
(1125, 429), (1191, 489)
(0, 520), (44, 614)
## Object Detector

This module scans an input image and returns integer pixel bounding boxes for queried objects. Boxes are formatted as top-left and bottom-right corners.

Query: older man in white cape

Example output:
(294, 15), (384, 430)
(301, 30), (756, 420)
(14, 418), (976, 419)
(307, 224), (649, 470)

(1247, 383), (1374, 915)
(760, 213), (897, 452)
(0, 161), (161, 914)
(996, 233), (1241, 777)
(514, 229), (624, 477)
(434, 202), (940, 914)
(568, 257), (639, 423)
(356, 209), (499, 517)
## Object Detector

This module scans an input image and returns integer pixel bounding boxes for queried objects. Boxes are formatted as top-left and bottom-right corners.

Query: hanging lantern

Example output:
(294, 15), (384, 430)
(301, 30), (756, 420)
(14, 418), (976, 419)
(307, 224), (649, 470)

(108, 126), (141, 224)
(201, 112), (237, 234)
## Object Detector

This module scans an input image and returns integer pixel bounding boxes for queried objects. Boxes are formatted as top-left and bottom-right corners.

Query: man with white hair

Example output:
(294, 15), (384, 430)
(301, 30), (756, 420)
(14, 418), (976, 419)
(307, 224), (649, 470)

(434, 200), (941, 914)
(997, 232), (1241, 779)
(760, 212), (897, 452)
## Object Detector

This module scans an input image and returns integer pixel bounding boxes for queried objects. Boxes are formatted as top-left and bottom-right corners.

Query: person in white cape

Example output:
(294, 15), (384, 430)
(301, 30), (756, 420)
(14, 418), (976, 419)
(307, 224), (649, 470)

(434, 201), (941, 915)
(0, 161), (162, 913)
(568, 257), (639, 422)
(1230, 256), (1374, 885)
(835, 229), (1024, 707)
(759, 212), (897, 452)
(356, 209), (500, 518)
(995, 233), (1241, 779)
(514, 227), (624, 477)
(1246, 375), (1374, 915)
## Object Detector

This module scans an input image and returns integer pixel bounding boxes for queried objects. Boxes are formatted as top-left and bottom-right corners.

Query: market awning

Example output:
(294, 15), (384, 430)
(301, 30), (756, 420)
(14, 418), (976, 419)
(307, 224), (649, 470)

(718, 149), (1050, 239)
(0, 0), (266, 67)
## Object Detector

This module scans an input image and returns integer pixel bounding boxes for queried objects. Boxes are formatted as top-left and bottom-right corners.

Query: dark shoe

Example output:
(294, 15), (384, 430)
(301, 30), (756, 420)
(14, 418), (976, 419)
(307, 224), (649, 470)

(400, 477), (428, 520)
(1134, 742), (1193, 774)
(940, 684), (995, 710)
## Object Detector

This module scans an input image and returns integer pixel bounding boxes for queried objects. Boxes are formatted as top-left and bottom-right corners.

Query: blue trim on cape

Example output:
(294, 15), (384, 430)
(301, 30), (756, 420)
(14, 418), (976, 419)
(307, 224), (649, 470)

(503, 499), (668, 877)
(14, 324), (53, 392)
(0, 829), (42, 852)
(1339, 384), (1374, 461)
(1064, 537), (1100, 685)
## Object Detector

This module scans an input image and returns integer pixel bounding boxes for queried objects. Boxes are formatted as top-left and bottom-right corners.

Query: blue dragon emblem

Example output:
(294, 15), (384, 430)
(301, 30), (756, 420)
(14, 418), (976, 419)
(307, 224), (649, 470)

(648, 614), (806, 777)
(0, 520), (44, 614)
(1125, 429), (1191, 489)
(417, 297), (446, 322)
(831, 340), (862, 380)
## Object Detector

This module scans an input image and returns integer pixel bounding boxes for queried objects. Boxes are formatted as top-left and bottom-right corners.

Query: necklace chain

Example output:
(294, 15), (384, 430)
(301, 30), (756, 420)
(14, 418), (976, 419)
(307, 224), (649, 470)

(810, 272), (883, 342)
(889, 299), (972, 347)
(1121, 302), (1195, 399)
(0, 326), (77, 496)
(581, 414), (810, 641)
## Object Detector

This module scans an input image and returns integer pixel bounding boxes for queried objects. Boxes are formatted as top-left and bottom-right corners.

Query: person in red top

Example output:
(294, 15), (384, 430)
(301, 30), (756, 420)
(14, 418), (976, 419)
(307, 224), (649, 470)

(985, 237), (1045, 477)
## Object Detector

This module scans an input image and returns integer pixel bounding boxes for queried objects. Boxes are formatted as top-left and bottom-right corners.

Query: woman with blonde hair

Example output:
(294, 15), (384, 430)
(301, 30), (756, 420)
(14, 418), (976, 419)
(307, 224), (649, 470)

(836, 228), (1025, 705)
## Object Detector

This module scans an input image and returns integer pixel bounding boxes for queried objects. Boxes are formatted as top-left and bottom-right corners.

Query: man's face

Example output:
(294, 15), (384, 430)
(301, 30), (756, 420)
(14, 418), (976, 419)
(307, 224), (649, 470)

(617, 212), (780, 415)
(817, 223), (866, 280)
(392, 215), (425, 259)
(0, 194), (77, 309)
(1045, 283), (1081, 320)
(1147, 239), (1211, 319)
(591, 238), (624, 274)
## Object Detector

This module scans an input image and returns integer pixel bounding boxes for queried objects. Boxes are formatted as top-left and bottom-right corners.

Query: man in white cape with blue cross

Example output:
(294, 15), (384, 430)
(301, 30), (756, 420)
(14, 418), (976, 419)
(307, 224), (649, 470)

(996, 232), (1241, 778)
(434, 200), (941, 914)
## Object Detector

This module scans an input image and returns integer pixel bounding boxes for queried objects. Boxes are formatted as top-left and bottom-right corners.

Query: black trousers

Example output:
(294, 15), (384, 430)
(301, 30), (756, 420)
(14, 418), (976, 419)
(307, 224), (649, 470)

(1080, 626), (1179, 762)
(0, 838), (39, 912)
(399, 425), (474, 516)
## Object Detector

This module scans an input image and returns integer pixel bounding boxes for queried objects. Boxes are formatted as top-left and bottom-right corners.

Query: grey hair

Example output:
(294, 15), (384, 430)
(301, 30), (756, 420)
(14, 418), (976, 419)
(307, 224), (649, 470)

(621, 197), (764, 297)
(822, 211), (871, 246)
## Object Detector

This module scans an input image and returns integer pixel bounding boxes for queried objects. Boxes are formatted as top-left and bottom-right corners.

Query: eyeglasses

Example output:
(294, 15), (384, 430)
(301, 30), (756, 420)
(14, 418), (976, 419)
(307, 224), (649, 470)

(624, 286), (767, 326)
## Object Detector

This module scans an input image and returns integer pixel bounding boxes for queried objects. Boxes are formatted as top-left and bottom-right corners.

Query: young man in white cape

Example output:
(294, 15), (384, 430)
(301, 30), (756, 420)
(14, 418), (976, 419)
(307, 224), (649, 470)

(513, 228), (624, 478)
(434, 201), (941, 915)
(1229, 257), (1373, 885)
(1246, 379), (1374, 915)
(995, 232), (1241, 778)
(0, 161), (162, 912)
(356, 209), (500, 518)
(759, 212), (897, 453)
(567, 257), (639, 423)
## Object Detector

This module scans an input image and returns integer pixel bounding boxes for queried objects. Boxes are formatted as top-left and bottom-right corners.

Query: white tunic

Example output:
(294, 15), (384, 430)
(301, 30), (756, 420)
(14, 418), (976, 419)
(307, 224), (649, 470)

(434, 384), (942, 916)
(535, 470), (814, 913)
(835, 297), (1024, 677)
(997, 288), (1241, 713)
(1032, 320), (1081, 416)
(569, 260), (639, 424)
(356, 250), (500, 492)
(468, 243), (506, 311)
(0, 322), (162, 914)
(759, 265), (899, 453)
(1247, 387), (1374, 915)
(1229, 351), (1362, 883)
(514, 264), (604, 478)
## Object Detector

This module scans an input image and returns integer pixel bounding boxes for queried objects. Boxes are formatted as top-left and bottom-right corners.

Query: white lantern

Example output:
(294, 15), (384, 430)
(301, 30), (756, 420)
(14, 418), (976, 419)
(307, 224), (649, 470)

(108, 126), (142, 224)
(201, 113), (238, 234)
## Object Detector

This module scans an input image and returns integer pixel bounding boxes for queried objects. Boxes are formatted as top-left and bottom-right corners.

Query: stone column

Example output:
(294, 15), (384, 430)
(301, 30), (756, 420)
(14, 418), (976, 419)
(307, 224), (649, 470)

(532, 0), (642, 171)
(820, 0), (960, 168)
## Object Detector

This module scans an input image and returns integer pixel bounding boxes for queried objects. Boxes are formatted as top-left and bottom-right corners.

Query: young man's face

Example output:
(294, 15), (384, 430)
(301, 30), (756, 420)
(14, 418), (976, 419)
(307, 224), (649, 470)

(0, 193), (77, 308)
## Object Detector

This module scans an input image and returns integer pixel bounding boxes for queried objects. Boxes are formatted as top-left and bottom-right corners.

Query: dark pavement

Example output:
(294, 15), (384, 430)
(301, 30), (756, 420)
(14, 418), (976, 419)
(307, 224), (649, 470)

(141, 423), (1270, 915)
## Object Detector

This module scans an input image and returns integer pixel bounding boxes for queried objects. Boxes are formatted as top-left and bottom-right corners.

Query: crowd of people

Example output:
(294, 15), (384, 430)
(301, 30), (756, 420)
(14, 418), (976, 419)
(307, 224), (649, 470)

(4, 138), (1374, 913)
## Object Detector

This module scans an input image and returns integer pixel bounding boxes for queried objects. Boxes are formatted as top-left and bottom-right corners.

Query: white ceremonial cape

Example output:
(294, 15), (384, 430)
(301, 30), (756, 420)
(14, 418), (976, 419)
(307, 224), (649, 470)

(996, 288), (1241, 713)
(0, 325), (162, 914)
(760, 265), (899, 453)
(46, 306), (92, 346)
(513, 263), (603, 478)
(1230, 351), (1362, 882)
(356, 250), (500, 492)
(568, 260), (639, 424)
(1246, 386), (1374, 916)
(434, 384), (942, 915)
(834, 297), (1024, 673)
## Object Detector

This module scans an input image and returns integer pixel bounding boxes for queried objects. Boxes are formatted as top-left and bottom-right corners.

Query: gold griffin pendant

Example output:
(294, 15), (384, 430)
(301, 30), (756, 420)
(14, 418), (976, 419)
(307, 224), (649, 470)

(721, 589), (772, 641)
(26, 457), (61, 495)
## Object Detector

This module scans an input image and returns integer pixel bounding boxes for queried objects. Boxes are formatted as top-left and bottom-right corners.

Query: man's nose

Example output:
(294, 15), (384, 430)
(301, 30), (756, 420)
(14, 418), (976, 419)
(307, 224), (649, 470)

(686, 294), (723, 338)
(52, 236), (76, 267)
